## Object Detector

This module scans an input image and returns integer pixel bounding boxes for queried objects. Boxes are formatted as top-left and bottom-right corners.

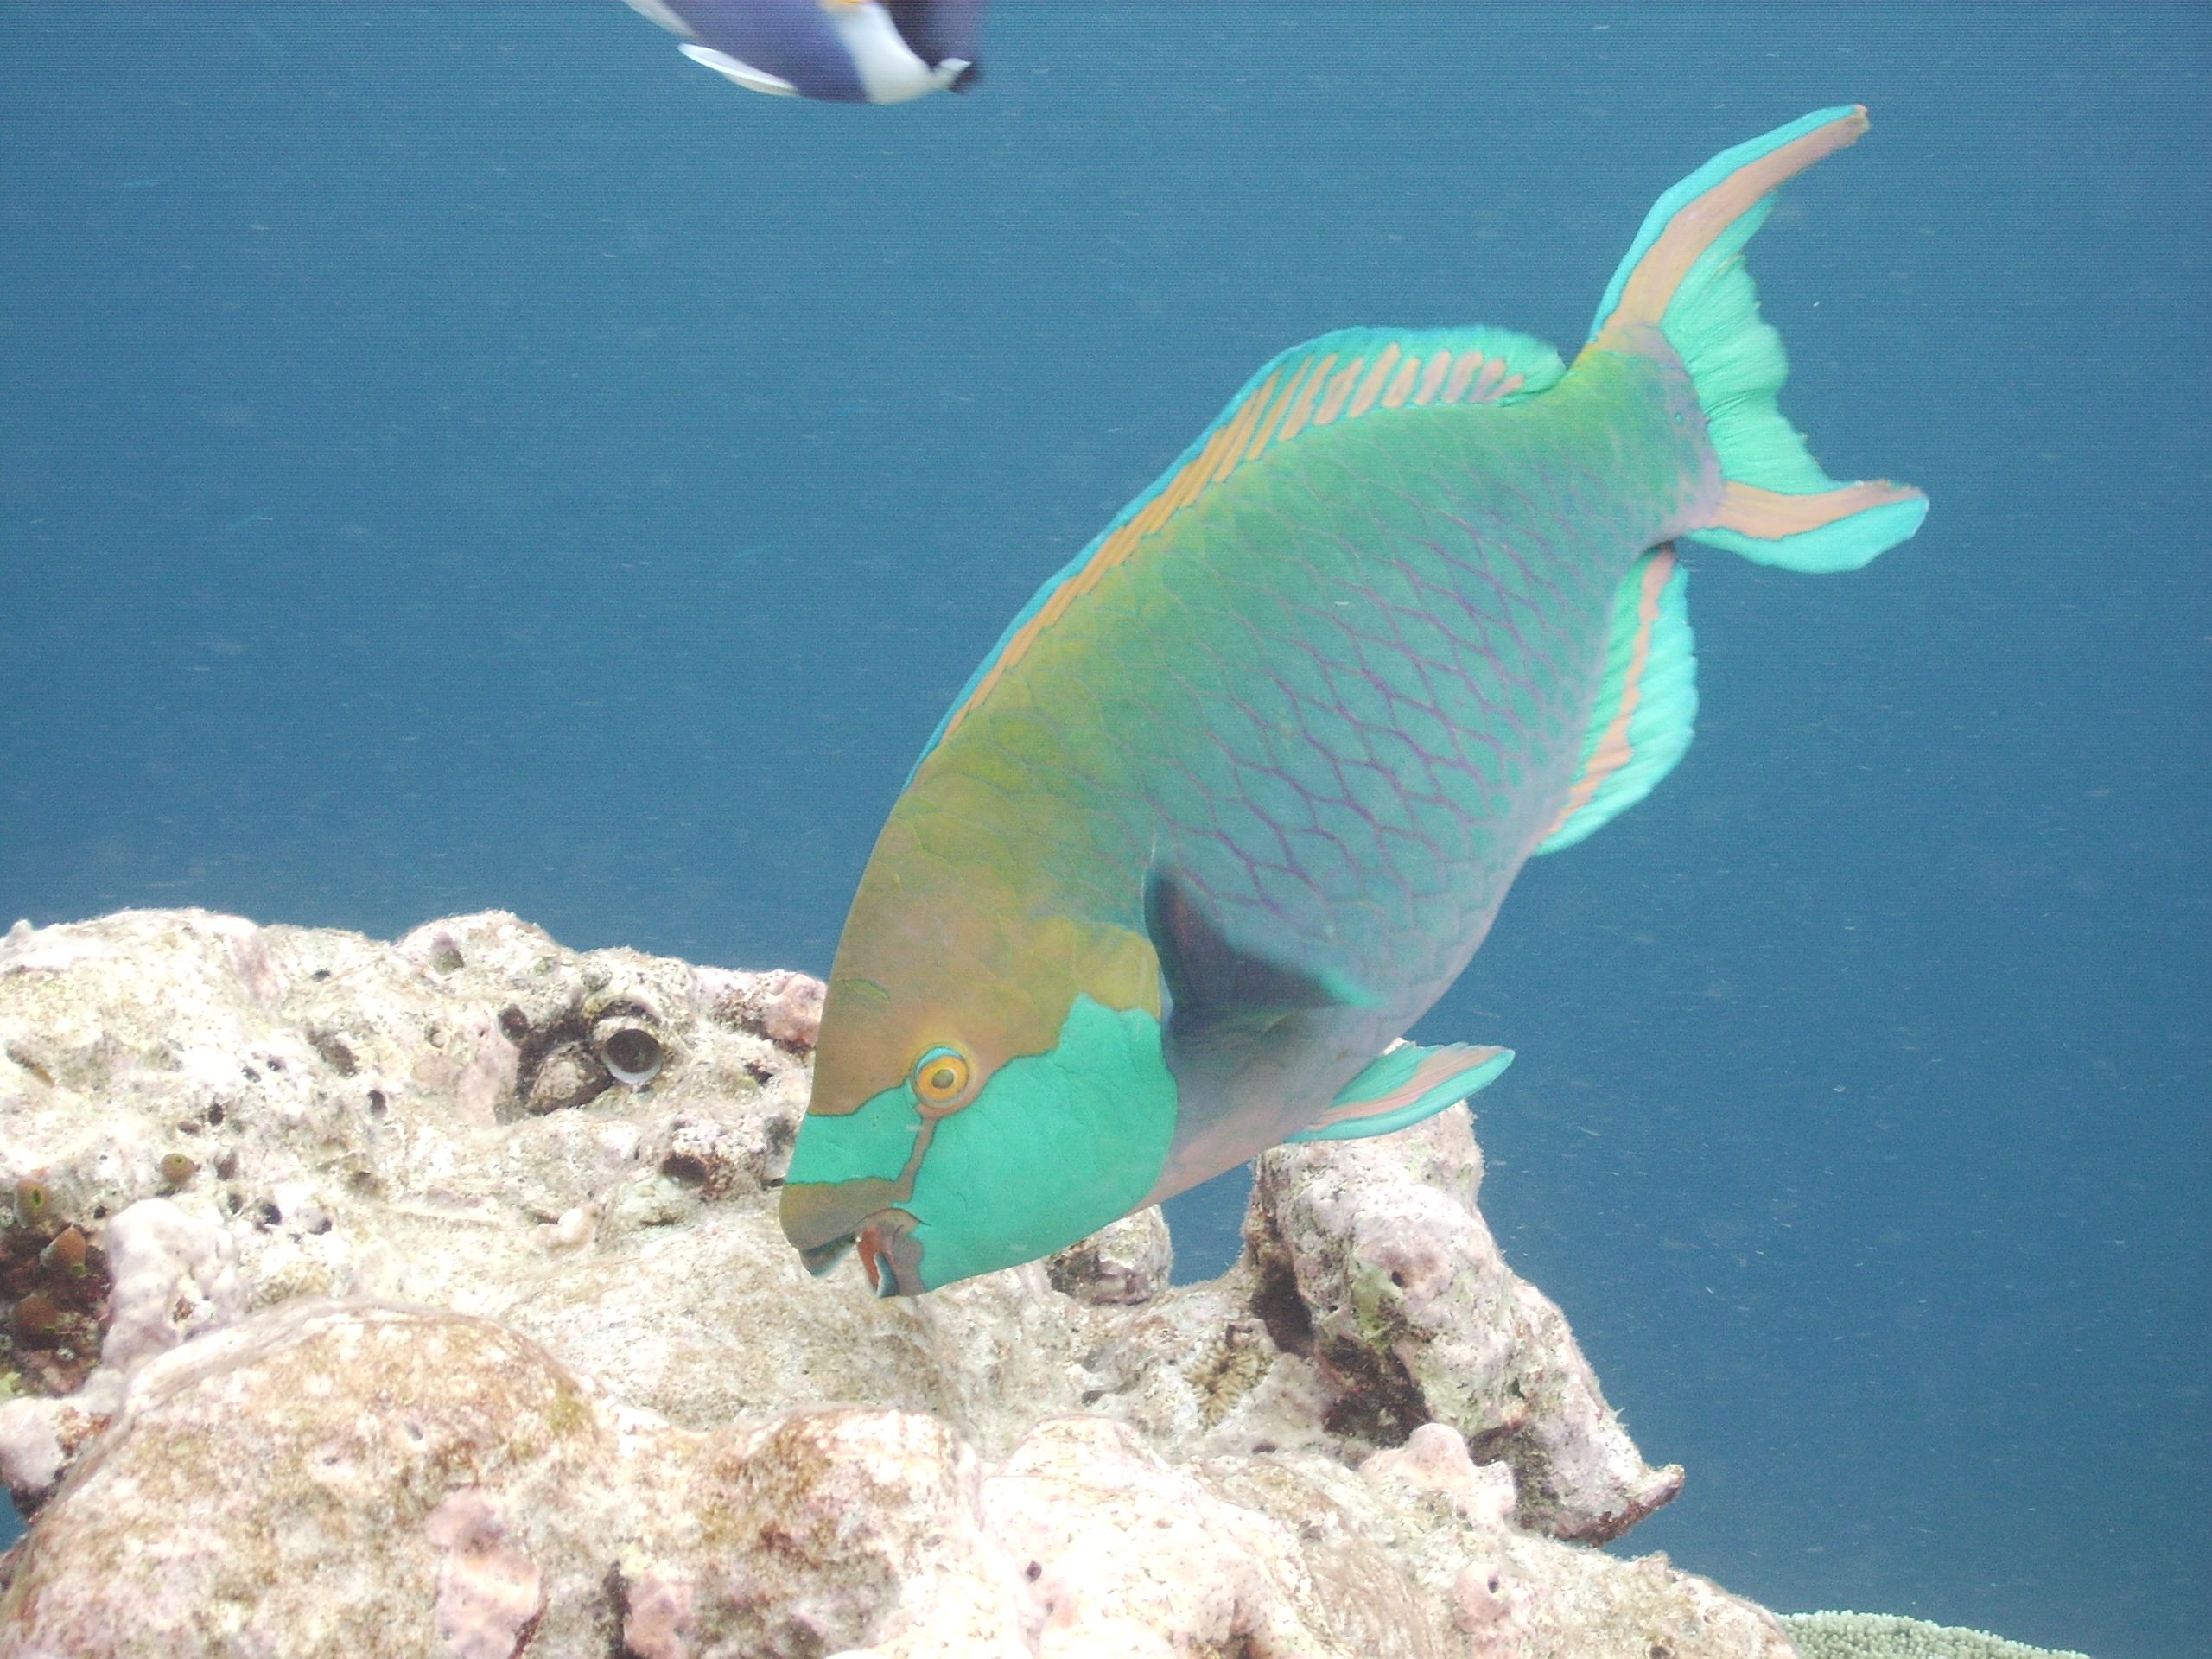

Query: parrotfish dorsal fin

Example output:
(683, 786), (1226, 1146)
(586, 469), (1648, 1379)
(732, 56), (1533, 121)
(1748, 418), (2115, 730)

(910, 323), (1567, 777)
(1287, 1040), (1514, 1144)
(1537, 544), (1698, 854)
(1144, 867), (1374, 1032)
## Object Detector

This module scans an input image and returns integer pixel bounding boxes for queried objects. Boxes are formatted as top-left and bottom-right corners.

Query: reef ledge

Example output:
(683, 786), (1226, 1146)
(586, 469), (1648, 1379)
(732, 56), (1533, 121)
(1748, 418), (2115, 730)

(0, 909), (2087, 1658)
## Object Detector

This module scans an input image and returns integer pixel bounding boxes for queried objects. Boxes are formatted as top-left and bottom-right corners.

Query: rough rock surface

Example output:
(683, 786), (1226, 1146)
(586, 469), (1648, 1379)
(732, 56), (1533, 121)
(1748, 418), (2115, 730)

(0, 908), (1772, 1656)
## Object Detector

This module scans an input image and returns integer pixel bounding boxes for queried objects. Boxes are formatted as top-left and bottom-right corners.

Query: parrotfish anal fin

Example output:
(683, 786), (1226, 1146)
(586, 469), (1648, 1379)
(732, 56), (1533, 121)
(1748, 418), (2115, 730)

(1289, 1041), (1514, 1144)
(1145, 867), (1375, 1033)
(1585, 105), (1927, 575)
(911, 322), (1567, 775)
(1538, 545), (1697, 854)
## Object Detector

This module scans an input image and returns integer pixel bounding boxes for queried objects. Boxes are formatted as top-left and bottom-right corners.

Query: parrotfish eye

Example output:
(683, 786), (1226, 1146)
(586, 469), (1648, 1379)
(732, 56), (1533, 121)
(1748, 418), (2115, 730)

(909, 1045), (974, 1112)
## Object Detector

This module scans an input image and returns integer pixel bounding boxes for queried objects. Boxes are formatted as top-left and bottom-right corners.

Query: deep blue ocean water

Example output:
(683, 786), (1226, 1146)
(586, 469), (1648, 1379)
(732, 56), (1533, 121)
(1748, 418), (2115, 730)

(2, 5), (2205, 1654)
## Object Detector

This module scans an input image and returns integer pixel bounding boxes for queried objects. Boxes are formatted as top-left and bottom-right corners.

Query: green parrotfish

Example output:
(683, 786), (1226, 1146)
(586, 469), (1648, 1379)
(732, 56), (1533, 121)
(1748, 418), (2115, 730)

(781, 107), (1928, 1294)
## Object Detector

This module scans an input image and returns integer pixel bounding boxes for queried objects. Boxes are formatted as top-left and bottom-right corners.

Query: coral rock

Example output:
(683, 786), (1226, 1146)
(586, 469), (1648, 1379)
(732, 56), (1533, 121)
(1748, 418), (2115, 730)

(0, 910), (1796, 1657)
(1253, 1105), (1685, 1540)
(0, 1301), (615, 1657)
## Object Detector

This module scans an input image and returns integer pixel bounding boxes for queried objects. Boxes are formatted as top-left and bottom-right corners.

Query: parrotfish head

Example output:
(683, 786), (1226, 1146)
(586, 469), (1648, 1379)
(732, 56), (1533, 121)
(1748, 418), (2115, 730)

(779, 852), (1177, 1294)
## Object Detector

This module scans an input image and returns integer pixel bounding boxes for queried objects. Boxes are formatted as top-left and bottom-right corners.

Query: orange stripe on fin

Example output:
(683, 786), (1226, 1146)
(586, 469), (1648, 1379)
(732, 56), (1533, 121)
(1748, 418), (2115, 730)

(1471, 358), (1507, 401)
(1347, 344), (1401, 418)
(1548, 549), (1675, 834)
(1313, 358), (1364, 426)
(1245, 358), (1314, 461)
(1306, 1045), (1502, 1132)
(1412, 353), (1452, 405)
(1209, 372), (1276, 484)
(1442, 353), (1482, 403)
(1160, 418), (1236, 516)
(1714, 478), (1924, 539)
(1381, 355), (1421, 409)
(1129, 487), (1176, 537)
(1596, 107), (1868, 347)
(932, 374), (1294, 750)
(1274, 353), (1334, 444)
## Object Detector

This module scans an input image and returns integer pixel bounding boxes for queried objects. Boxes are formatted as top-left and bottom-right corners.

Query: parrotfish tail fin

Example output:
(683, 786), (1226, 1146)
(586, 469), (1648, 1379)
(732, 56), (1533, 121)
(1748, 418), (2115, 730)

(1586, 105), (1929, 573)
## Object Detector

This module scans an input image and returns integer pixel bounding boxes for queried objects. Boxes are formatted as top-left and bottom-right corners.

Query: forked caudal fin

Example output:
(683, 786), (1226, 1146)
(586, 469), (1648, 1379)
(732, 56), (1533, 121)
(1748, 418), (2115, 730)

(1586, 105), (1929, 573)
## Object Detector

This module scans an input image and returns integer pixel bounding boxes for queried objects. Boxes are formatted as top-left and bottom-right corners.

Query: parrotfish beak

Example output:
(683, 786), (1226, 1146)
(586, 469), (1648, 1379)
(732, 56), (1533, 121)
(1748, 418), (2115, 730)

(855, 1210), (925, 1297)
(781, 1182), (931, 1296)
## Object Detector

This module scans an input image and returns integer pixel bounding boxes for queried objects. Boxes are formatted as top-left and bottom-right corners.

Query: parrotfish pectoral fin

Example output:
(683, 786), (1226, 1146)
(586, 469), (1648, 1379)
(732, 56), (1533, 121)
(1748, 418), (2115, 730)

(1586, 105), (1928, 573)
(1538, 544), (1697, 853)
(1145, 866), (1376, 1033)
(1288, 1041), (1513, 1144)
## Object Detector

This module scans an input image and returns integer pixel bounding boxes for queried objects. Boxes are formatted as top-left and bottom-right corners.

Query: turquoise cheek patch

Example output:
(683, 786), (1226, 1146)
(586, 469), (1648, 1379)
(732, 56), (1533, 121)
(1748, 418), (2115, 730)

(785, 1082), (925, 1188)
(904, 995), (1177, 1288)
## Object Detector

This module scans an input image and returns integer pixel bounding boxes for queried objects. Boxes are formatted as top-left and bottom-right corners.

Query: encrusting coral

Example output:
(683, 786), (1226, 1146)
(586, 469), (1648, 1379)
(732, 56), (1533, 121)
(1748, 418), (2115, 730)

(1781, 1612), (2093, 1659)
(0, 910), (2091, 1657)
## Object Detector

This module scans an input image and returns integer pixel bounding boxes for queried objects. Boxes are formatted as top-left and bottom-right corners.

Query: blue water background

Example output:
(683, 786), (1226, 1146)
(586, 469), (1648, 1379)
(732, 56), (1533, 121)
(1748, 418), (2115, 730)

(3, 5), (2205, 1653)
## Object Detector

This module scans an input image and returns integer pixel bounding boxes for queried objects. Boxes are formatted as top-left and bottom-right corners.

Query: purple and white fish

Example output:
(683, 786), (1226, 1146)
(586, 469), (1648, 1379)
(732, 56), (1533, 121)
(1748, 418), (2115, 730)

(621, 0), (983, 104)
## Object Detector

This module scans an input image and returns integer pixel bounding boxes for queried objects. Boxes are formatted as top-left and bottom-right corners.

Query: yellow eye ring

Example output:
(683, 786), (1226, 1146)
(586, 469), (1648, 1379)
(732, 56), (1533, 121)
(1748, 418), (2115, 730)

(910, 1046), (974, 1111)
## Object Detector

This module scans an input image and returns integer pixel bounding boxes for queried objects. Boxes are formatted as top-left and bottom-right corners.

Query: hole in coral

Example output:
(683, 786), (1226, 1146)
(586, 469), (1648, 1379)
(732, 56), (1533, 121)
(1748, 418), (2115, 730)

(597, 1022), (664, 1088)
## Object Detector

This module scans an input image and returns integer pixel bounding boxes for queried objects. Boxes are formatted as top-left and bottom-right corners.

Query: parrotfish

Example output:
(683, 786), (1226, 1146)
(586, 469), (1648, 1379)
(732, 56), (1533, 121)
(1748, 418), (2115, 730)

(621, 0), (982, 103)
(782, 108), (1929, 1294)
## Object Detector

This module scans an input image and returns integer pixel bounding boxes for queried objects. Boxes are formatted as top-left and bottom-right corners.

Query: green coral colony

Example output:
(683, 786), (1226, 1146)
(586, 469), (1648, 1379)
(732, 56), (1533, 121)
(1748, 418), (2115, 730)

(781, 108), (1928, 1294)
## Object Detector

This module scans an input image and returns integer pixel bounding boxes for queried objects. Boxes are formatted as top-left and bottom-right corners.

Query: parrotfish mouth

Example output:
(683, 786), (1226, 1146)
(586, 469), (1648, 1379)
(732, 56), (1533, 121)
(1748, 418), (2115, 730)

(790, 1203), (925, 1298)
(796, 1235), (855, 1277)
(853, 1210), (923, 1297)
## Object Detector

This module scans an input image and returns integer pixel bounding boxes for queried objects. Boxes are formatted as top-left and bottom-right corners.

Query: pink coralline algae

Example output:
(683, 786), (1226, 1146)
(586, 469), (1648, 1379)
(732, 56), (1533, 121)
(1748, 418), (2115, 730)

(425, 1490), (547, 1659)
